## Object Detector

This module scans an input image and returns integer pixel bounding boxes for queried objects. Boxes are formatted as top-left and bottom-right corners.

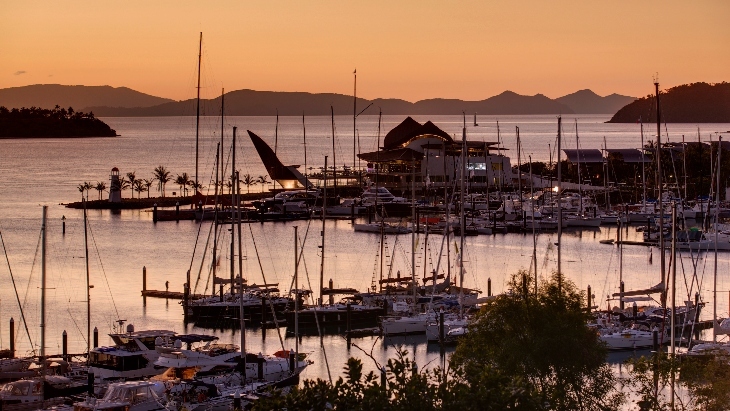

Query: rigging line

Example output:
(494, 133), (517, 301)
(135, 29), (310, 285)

(288, 217), (314, 293)
(194, 222), (215, 295)
(21, 226), (43, 351)
(86, 220), (120, 320)
(246, 223), (285, 351)
(0, 228), (35, 352)
(296, 231), (333, 384)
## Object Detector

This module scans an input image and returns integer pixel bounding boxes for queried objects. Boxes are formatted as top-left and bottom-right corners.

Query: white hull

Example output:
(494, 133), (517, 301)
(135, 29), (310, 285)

(381, 313), (435, 336)
(425, 318), (469, 342)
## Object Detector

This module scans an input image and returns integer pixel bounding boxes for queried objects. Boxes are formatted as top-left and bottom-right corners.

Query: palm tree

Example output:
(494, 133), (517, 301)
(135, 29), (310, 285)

(132, 180), (146, 199)
(126, 171), (137, 192)
(175, 173), (191, 196)
(84, 182), (93, 201)
(257, 175), (271, 193)
(189, 181), (203, 195)
(143, 179), (154, 198)
(95, 181), (107, 200)
(77, 183), (87, 201)
(241, 174), (257, 194)
(225, 180), (233, 195)
(119, 179), (130, 198)
(153, 166), (171, 197)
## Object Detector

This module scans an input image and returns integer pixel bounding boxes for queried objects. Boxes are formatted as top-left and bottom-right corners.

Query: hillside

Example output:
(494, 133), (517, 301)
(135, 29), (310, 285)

(85, 89), (573, 116)
(555, 89), (635, 114)
(0, 106), (117, 137)
(0, 84), (174, 112)
(608, 82), (730, 123)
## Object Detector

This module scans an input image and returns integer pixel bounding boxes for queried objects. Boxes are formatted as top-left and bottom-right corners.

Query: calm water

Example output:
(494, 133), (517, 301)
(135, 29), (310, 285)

(0, 115), (729, 381)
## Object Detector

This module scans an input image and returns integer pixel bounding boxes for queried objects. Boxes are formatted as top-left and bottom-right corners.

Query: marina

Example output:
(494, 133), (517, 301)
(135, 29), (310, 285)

(1, 113), (730, 408)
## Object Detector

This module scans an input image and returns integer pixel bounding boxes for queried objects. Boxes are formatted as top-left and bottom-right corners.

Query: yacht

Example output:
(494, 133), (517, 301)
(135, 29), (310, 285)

(359, 186), (406, 205)
(88, 326), (177, 381)
(186, 287), (292, 325)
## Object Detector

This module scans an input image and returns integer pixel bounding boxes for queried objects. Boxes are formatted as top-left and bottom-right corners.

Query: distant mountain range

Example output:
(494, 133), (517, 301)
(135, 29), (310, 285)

(608, 82), (730, 123)
(0, 84), (636, 116)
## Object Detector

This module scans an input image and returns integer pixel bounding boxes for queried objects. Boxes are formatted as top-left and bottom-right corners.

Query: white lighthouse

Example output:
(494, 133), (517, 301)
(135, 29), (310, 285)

(109, 167), (122, 203)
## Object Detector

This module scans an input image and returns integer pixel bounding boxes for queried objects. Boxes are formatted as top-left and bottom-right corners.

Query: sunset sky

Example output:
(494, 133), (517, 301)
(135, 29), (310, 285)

(2, 1), (728, 102)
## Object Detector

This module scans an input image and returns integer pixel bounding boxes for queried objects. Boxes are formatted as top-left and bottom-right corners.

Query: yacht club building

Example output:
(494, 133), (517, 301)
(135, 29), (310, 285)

(357, 117), (514, 196)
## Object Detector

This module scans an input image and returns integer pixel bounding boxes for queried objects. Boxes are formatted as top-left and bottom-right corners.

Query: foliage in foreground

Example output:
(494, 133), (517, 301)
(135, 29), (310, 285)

(254, 272), (623, 411)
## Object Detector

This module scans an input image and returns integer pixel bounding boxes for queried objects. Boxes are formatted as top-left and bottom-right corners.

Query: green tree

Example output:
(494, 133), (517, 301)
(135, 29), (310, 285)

(153, 165), (171, 197)
(450, 271), (623, 411)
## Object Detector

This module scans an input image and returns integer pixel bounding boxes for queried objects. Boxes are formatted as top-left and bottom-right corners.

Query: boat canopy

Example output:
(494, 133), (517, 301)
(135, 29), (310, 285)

(562, 149), (603, 163)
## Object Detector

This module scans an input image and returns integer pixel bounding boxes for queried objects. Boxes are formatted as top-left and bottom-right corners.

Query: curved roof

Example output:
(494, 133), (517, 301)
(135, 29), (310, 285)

(383, 117), (453, 150)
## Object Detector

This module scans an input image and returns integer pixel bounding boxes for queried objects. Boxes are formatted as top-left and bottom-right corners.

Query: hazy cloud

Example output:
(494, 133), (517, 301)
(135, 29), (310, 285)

(14, 70), (26, 75)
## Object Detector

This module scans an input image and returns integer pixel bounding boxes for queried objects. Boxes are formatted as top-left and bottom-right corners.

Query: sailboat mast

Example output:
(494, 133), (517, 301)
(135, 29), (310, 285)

(231, 128), (236, 284)
(576, 120), (582, 216)
(238, 169), (245, 364)
(353, 69), (357, 170)
(221, 88), (224, 200)
(641, 120), (646, 211)
(40, 206), (47, 396)
(331, 107), (337, 194)
(213, 143), (220, 294)
(376, 112), (383, 290)
(195, 32), (202, 191)
(529, 156), (537, 295)
(303, 114), (307, 187)
(714, 136), (722, 342)
(83, 200), (90, 360)
(411, 158), (416, 305)
(655, 81), (666, 306)
(294, 226), (299, 356)
(516, 127), (521, 213)
(320, 156), (328, 305)
(557, 116), (562, 282)
(459, 118), (466, 312)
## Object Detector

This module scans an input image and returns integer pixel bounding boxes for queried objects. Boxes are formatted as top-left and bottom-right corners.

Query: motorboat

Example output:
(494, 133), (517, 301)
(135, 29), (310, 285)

(599, 323), (663, 350)
(359, 186), (406, 206)
(425, 315), (469, 342)
(72, 380), (168, 411)
(88, 326), (177, 381)
(0, 375), (88, 409)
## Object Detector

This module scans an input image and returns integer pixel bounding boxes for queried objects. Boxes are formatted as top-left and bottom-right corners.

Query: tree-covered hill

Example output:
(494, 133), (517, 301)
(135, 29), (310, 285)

(0, 106), (117, 137)
(608, 82), (730, 123)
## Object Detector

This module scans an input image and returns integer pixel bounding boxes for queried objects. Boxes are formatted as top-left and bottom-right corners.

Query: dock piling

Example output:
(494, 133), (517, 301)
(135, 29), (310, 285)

(153, 204), (158, 223)
(487, 278), (492, 297)
(93, 327), (98, 348)
(142, 266), (147, 293)
(587, 285), (592, 311)
(289, 349), (296, 372)
(619, 281), (625, 310)
(9, 318), (14, 358)
(439, 310), (444, 347)
(328, 279), (334, 305)
(62, 330), (68, 361)
(176, 202), (180, 222)
(257, 353), (264, 380)
(87, 372), (94, 396)
(62, 216), (66, 235)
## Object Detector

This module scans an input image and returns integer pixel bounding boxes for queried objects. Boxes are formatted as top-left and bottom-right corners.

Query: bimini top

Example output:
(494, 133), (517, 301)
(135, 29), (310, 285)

(382, 117), (453, 150)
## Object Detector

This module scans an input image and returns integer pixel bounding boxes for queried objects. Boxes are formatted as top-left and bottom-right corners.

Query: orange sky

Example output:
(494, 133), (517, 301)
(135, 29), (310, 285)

(2, 1), (728, 102)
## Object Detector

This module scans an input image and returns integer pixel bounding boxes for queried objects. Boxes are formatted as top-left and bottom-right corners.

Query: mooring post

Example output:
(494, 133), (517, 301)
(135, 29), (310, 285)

(93, 326), (98, 348)
(219, 284), (224, 302)
(487, 277), (492, 297)
(62, 216), (66, 235)
(652, 330), (659, 350)
(632, 302), (638, 320)
(233, 391), (241, 411)
(142, 266), (147, 293)
(587, 285), (592, 311)
(62, 330), (68, 361)
(289, 349), (296, 373)
(175, 202), (180, 222)
(87, 372), (94, 396)
(346, 302), (352, 346)
(328, 279), (334, 305)
(257, 353), (264, 380)
(183, 283), (190, 320)
(9, 318), (15, 358)
(153, 203), (158, 223)
(439, 309), (445, 347)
